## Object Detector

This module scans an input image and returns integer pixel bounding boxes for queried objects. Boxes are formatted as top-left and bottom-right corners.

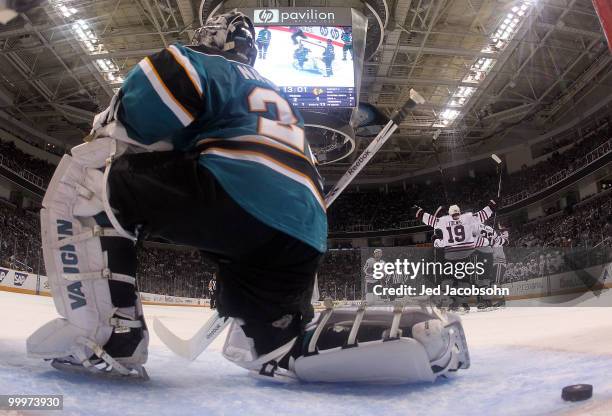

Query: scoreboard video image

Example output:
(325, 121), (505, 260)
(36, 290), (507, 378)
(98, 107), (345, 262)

(253, 26), (356, 107)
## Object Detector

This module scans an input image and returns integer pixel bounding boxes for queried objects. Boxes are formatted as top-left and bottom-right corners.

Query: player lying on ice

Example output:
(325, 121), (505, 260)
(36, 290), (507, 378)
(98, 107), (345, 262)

(26, 10), (469, 383)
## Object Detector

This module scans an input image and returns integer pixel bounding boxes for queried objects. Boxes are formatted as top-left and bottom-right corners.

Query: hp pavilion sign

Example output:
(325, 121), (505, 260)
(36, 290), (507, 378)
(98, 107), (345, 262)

(254, 9), (280, 23)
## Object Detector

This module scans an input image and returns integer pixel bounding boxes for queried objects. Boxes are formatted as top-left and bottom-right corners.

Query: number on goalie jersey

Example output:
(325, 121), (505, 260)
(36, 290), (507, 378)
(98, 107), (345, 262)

(117, 43), (326, 252)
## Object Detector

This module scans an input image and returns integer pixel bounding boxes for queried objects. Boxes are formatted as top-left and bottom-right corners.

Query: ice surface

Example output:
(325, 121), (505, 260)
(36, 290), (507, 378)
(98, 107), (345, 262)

(1, 290), (611, 416)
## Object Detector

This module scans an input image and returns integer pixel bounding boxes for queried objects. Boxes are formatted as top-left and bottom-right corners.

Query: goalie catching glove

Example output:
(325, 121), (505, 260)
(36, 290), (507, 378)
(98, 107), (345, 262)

(222, 304), (470, 384)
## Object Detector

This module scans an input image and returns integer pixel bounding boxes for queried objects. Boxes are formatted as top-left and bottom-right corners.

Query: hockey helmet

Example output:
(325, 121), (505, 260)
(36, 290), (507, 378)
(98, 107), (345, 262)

(193, 10), (257, 66)
(448, 205), (461, 217)
(373, 248), (383, 258)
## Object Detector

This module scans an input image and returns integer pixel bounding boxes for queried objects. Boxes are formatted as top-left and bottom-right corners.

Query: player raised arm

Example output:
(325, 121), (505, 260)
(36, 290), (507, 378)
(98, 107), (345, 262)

(474, 200), (496, 224)
(414, 205), (439, 228)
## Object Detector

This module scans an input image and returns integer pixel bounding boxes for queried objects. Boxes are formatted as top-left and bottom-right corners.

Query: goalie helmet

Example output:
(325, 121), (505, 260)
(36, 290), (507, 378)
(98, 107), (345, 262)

(193, 10), (257, 66)
(448, 204), (461, 217)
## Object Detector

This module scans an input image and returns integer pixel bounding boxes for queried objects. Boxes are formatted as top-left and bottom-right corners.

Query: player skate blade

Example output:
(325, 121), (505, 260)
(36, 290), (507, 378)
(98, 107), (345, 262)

(51, 359), (149, 381)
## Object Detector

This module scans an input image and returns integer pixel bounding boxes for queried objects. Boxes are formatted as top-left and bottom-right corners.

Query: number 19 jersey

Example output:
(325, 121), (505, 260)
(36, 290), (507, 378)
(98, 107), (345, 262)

(421, 206), (492, 258)
(436, 214), (483, 252)
(117, 43), (327, 252)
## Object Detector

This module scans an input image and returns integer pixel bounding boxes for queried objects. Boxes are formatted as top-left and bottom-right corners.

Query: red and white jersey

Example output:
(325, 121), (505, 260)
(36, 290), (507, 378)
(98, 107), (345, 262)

(476, 225), (509, 264)
(422, 206), (492, 256)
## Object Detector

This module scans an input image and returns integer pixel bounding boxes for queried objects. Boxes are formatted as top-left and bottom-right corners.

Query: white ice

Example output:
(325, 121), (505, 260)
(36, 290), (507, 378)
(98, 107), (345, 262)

(253, 27), (355, 88)
(1, 290), (612, 416)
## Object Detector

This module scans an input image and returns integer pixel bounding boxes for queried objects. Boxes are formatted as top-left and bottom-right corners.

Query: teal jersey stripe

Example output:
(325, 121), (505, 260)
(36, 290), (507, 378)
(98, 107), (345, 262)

(200, 155), (327, 253)
(119, 64), (186, 144)
(117, 42), (327, 252)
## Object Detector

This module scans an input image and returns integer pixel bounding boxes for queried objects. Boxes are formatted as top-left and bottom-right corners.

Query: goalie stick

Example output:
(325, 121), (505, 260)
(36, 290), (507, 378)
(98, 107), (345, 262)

(155, 89), (426, 360)
(153, 312), (231, 361)
(325, 89), (425, 207)
(301, 39), (326, 48)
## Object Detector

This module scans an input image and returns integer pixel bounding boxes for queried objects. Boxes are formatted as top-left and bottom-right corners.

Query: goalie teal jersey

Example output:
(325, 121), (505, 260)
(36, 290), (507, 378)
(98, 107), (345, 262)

(116, 43), (327, 252)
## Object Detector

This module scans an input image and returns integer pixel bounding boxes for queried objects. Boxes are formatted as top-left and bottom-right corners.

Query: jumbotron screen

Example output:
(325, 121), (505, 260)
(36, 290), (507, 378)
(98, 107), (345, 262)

(253, 26), (356, 108)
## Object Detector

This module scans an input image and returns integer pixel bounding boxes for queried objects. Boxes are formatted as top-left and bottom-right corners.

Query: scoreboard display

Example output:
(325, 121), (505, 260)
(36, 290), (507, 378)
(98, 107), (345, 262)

(243, 8), (360, 108)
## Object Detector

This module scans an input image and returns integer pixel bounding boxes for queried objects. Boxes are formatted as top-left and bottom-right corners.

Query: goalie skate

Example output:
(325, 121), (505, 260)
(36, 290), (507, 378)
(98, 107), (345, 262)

(51, 358), (149, 381)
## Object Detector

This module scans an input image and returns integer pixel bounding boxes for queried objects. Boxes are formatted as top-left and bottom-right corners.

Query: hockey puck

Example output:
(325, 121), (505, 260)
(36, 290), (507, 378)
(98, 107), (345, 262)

(561, 384), (593, 402)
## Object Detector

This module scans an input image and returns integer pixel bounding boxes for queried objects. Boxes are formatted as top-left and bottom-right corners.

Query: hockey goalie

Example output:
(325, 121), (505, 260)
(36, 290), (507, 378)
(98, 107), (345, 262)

(26, 10), (469, 384)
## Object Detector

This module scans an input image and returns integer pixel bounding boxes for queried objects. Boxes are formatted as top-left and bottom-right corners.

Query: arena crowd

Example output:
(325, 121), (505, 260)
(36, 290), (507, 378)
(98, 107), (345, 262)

(0, 114), (610, 300)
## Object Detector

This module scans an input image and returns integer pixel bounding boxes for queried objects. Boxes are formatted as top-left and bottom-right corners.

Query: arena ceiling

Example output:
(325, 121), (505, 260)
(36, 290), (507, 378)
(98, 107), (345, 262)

(0, 0), (610, 180)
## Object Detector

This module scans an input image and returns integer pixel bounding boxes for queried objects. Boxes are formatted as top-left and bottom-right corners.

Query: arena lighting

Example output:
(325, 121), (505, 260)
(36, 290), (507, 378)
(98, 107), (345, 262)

(58, 4), (77, 18)
(95, 59), (109, 71)
(436, 0), (534, 127)
(52, 4), (124, 87)
(488, 1), (534, 51)
(437, 109), (460, 126)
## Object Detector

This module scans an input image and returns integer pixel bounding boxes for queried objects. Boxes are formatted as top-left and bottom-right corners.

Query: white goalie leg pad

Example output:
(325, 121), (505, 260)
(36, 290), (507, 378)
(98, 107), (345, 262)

(291, 306), (470, 384)
(295, 338), (435, 384)
(27, 140), (147, 375)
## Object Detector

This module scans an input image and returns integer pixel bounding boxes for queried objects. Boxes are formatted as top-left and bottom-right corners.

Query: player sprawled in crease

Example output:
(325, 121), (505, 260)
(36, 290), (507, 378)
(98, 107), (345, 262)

(27, 10), (469, 384)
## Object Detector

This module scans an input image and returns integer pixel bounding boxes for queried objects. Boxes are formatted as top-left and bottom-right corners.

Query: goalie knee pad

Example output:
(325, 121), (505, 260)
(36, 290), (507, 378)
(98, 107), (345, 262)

(27, 138), (148, 377)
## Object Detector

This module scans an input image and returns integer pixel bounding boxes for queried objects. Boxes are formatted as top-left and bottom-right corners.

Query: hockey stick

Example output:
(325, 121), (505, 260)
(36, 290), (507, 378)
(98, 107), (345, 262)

(491, 154), (503, 227)
(431, 133), (449, 205)
(325, 89), (425, 207)
(156, 89), (425, 360)
(302, 39), (326, 48)
(430, 205), (443, 285)
(153, 312), (231, 361)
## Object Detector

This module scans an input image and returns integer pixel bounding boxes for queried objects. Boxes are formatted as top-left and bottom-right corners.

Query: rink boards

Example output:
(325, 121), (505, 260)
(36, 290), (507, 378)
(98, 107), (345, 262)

(1, 263), (610, 307)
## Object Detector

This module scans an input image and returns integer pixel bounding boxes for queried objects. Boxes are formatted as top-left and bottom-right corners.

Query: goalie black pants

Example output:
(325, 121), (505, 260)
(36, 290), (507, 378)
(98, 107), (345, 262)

(107, 151), (322, 355)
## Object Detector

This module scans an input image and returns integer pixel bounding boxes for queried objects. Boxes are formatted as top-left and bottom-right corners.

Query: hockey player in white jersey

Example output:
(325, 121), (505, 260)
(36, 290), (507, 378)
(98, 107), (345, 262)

(475, 225), (509, 308)
(362, 248), (383, 302)
(478, 224), (509, 285)
(415, 202), (496, 309)
(416, 202), (496, 259)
